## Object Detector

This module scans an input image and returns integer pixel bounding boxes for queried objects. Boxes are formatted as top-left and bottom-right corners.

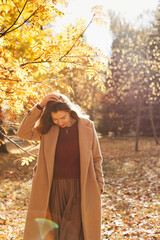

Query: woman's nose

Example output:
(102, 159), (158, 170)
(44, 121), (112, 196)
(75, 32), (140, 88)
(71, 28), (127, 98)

(59, 120), (63, 125)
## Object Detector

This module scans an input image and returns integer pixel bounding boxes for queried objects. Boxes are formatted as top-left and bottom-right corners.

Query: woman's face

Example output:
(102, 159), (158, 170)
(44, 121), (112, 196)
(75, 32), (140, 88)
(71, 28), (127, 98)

(51, 111), (71, 128)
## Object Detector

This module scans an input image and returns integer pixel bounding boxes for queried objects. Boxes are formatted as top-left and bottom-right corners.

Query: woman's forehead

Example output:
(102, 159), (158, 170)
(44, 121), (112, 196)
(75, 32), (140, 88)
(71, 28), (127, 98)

(51, 111), (69, 118)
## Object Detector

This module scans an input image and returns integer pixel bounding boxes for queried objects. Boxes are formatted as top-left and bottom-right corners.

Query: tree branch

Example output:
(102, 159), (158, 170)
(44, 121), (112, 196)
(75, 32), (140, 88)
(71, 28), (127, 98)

(6, 7), (40, 35)
(20, 55), (96, 67)
(61, 55), (95, 58)
(0, 0), (28, 37)
(59, 14), (95, 61)
(1, 89), (14, 94)
(20, 60), (51, 67)
(0, 0), (47, 37)
(0, 130), (36, 158)
(11, 0), (21, 13)
(0, 78), (20, 82)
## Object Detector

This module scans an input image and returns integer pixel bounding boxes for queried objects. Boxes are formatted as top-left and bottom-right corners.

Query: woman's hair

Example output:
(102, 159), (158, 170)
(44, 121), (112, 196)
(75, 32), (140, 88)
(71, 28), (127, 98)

(36, 93), (87, 134)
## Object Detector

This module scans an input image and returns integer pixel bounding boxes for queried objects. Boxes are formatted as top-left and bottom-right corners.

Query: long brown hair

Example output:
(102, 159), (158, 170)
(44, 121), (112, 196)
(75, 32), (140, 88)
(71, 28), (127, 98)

(36, 93), (86, 134)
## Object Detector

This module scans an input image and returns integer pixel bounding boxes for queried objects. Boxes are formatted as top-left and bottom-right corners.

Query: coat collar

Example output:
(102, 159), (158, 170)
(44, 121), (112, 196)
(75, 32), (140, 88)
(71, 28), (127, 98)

(43, 118), (92, 187)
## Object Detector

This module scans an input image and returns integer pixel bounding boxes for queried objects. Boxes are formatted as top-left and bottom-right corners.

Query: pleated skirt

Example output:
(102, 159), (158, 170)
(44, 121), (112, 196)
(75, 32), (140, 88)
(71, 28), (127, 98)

(49, 178), (84, 240)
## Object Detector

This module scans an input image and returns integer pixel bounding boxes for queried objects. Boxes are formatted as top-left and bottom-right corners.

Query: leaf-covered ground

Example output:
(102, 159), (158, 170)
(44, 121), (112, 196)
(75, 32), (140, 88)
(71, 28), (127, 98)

(0, 137), (160, 239)
(100, 137), (160, 240)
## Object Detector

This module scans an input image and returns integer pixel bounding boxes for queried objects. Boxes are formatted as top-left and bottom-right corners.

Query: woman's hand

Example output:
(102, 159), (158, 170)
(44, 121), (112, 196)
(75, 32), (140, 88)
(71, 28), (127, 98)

(39, 93), (60, 108)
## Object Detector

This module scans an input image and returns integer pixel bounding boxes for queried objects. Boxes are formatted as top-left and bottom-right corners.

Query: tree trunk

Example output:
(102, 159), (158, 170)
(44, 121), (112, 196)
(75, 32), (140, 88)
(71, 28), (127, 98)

(149, 102), (159, 145)
(0, 107), (8, 153)
(0, 127), (8, 153)
(90, 85), (96, 121)
(135, 100), (142, 151)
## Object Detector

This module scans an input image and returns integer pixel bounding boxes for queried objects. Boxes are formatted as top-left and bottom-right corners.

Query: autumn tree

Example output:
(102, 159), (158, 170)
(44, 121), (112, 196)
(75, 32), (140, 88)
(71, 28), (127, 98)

(52, 27), (107, 121)
(146, 2), (160, 144)
(0, 0), (65, 151)
(0, 1), (108, 152)
(100, 8), (160, 150)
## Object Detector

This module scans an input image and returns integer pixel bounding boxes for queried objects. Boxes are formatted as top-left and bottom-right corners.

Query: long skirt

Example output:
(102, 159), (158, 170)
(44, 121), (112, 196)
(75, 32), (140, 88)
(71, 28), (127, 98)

(49, 178), (84, 240)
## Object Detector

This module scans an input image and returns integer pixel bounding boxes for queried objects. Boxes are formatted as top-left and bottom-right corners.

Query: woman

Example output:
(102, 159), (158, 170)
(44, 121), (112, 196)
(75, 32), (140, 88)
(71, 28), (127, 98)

(17, 93), (104, 240)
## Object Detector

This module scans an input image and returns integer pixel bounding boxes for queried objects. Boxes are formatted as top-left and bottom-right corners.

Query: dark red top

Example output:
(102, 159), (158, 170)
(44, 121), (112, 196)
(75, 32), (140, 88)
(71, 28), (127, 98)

(53, 121), (80, 179)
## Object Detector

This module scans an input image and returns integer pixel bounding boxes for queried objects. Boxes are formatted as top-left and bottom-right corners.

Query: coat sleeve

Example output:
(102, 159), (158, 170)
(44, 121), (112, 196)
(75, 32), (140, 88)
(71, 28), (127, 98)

(16, 105), (43, 141)
(91, 121), (104, 193)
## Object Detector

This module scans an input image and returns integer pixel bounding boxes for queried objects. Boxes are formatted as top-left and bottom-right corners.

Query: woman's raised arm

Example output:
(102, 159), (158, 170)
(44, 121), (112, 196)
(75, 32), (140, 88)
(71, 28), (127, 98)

(17, 105), (43, 141)
(17, 93), (60, 141)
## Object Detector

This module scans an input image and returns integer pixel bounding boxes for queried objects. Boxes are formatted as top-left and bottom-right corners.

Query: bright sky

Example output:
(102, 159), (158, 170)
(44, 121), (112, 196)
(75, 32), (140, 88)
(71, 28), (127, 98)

(54, 0), (159, 56)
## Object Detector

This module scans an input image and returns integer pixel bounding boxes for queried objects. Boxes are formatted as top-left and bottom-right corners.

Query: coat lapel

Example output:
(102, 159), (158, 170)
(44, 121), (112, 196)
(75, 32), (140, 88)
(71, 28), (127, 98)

(44, 125), (59, 186)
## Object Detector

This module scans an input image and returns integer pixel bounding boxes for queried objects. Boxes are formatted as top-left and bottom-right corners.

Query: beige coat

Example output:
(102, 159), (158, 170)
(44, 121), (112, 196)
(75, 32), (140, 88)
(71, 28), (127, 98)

(17, 105), (104, 240)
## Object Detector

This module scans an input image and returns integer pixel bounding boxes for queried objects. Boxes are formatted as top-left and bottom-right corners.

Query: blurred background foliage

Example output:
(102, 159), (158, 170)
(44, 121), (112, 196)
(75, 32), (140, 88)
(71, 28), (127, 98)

(0, 0), (160, 152)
